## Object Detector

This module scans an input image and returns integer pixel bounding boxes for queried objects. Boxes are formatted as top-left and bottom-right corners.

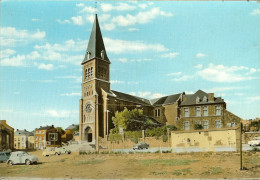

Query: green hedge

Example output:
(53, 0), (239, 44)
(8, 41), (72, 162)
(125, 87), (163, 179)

(108, 133), (123, 142)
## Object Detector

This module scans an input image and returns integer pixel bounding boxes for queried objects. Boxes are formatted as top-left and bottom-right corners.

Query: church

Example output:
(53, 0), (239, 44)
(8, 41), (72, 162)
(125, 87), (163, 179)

(79, 14), (241, 143)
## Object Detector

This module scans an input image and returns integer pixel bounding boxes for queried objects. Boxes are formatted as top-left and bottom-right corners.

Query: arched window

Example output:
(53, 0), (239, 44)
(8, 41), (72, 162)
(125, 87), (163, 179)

(196, 96), (200, 103)
(203, 96), (207, 102)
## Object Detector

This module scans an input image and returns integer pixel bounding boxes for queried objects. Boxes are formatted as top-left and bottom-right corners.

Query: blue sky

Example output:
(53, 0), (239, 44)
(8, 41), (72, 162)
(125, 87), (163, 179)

(0, 1), (259, 131)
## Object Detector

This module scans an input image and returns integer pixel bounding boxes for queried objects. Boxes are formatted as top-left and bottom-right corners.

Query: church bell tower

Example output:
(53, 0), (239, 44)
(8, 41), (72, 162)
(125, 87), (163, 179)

(79, 14), (110, 143)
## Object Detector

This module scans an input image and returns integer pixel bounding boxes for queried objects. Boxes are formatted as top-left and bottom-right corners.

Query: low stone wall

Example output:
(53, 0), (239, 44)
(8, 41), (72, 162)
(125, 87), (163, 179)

(99, 136), (171, 150)
(171, 127), (240, 153)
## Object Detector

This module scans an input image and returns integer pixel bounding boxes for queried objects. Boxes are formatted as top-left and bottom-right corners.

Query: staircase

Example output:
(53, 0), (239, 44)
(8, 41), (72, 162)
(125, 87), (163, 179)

(65, 141), (96, 152)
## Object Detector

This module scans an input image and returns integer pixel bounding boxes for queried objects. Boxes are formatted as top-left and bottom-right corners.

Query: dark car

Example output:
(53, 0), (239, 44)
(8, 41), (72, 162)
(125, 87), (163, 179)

(133, 142), (149, 150)
(0, 151), (11, 162)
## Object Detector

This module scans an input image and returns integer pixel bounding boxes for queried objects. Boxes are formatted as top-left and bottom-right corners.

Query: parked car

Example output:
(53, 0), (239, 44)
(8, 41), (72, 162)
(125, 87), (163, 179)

(57, 147), (71, 154)
(0, 151), (11, 163)
(248, 137), (260, 146)
(7, 151), (38, 165)
(42, 147), (61, 156)
(133, 142), (149, 150)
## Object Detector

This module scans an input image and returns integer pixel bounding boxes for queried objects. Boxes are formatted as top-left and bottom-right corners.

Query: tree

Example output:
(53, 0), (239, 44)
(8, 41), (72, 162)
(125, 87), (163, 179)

(56, 127), (65, 135)
(111, 108), (161, 133)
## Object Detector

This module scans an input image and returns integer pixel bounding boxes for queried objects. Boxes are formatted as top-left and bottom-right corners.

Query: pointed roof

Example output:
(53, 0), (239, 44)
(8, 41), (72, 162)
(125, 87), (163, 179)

(82, 14), (110, 64)
(180, 90), (225, 106)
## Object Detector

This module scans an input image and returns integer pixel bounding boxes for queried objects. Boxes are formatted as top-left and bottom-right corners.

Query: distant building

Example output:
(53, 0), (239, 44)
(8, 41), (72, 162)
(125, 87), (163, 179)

(61, 124), (79, 142)
(14, 129), (34, 150)
(34, 125), (61, 149)
(0, 120), (14, 151)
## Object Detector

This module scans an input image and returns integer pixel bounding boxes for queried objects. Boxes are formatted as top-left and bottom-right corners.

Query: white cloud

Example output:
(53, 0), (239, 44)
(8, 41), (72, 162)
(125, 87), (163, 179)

(32, 18), (40, 22)
(194, 64), (203, 69)
(60, 92), (81, 96)
(45, 109), (77, 118)
(234, 93), (243, 96)
(110, 80), (125, 84)
(138, 4), (147, 9)
(104, 37), (168, 54)
(1, 49), (16, 58)
(172, 75), (193, 82)
(80, 6), (96, 13)
(38, 63), (54, 70)
(118, 58), (127, 63)
(99, 14), (111, 22)
(150, 93), (165, 99)
(0, 27), (45, 47)
(71, 16), (84, 25)
(112, 7), (173, 27)
(86, 15), (95, 23)
(76, 3), (84, 7)
(161, 52), (179, 58)
(57, 19), (71, 24)
(197, 63), (259, 83)
(246, 96), (260, 102)
(250, 9), (260, 15)
(205, 86), (250, 93)
(0, 51), (40, 67)
(185, 91), (194, 94)
(101, 3), (136, 12)
(128, 28), (139, 32)
(129, 58), (151, 62)
(167, 72), (182, 76)
(196, 53), (206, 58)
(56, 76), (82, 83)
(103, 23), (115, 31)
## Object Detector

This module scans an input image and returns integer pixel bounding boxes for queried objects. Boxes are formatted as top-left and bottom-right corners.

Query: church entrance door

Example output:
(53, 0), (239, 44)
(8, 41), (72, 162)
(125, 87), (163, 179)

(84, 127), (92, 142)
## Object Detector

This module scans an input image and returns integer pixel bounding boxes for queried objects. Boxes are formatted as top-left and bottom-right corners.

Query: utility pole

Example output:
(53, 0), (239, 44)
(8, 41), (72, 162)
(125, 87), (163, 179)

(240, 122), (243, 170)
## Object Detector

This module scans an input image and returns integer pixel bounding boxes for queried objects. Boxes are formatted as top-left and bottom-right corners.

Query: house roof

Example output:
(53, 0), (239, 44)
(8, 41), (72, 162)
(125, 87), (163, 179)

(110, 90), (152, 106)
(15, 130), (33, 136)
(180, 90), (225, 106)
(36, 125), (53, 130)
(82, 14), (110, 64)
(151, 93), (182, 106)
(66, 124), (78, 130)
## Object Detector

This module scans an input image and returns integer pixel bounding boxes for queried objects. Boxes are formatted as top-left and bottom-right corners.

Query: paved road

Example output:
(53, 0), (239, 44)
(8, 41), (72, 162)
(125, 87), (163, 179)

(113, 144), (260, 153)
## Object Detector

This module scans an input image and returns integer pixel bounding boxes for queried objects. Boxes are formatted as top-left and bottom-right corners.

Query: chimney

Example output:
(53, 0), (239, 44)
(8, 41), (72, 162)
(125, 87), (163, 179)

(208, 93), (214, 101)
(0, 120), (6, 124)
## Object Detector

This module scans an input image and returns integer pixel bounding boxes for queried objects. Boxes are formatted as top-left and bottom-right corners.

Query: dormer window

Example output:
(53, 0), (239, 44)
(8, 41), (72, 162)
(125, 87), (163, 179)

(196, 97), (200, 103)
(87, 51), (91, 60)
(101, 50), (105, 59)
(203, 96), (207, 102)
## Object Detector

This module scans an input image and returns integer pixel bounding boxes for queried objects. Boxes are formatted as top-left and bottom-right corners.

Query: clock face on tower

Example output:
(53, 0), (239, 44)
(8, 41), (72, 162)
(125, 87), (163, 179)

(85, 103), (93, 114)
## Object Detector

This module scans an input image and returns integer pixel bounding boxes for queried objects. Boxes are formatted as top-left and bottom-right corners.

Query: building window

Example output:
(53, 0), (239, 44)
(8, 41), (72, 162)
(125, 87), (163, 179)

(90, 67), (93, 77)
(184, 121), (190, 130)
(216, 105), (221, 115)
(203, 96), (207, 102)
(196, 121), (201, 125)
(196, 107), (201, 117)
(43, 136), (45, 141)
(203, 120), (209, 129)
(215, 120), (221, 128)
(39, 136), (42, 140)
(230, 122), (236, 127)
(184, 108), (189, 117)
(155, 109), (161, 117)
(196, 97), (200, 103)
(203, 106), (208, 116)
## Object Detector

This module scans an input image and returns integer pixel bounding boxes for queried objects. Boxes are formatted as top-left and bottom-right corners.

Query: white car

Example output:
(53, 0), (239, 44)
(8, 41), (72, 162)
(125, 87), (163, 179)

(7, 151), (38, 165)
(248, 137), (260, 146)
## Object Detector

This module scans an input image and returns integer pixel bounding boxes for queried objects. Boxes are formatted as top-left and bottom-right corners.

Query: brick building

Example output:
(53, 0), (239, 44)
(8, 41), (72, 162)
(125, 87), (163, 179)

(79, 14), (242, 144)
(14, 129), (34, 150)
(34, 125), (61, 149)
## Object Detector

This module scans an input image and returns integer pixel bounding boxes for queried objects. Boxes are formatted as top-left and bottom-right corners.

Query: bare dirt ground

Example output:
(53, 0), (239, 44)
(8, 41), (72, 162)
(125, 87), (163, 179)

(0, 150), (259, 179)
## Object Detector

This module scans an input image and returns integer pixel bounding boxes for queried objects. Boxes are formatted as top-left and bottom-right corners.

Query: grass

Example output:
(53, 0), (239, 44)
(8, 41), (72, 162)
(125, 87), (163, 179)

(173, 168), (192, 176)
(151, 171), (168, 175)
(202, 167), (223, 175)
(138, 159), (199, 166)
(16, 165), (43, 174)
(74, 159), (105, 165)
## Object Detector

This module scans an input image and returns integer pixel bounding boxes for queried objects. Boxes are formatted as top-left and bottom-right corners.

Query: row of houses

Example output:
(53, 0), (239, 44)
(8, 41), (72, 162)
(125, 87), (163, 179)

(0, 120), (79, 151)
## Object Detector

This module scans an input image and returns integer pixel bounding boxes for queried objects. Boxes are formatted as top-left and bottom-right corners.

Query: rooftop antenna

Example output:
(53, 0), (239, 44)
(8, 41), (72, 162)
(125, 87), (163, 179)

(95, 1), (97, 14)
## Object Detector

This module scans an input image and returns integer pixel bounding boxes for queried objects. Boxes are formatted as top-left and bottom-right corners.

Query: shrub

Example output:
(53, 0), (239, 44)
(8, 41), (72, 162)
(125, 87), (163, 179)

(194, 124), (203, 130)
(125, 131), (142, 143)
(163, 135), (168, 142)
(108, 133), (123, 142)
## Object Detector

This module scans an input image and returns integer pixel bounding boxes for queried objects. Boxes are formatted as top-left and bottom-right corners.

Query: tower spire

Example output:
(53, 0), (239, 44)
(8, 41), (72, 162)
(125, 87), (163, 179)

(82, 14), (110, 64)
